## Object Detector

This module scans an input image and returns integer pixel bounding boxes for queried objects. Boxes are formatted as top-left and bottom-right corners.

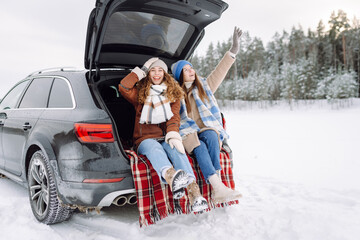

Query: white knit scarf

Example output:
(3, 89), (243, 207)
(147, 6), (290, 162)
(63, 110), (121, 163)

(139, 83), (174, 124)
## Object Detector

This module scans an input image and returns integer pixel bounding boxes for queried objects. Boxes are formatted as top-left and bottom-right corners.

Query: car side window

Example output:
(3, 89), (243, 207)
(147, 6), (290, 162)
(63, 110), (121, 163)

(0, 80), (29, 110)
(19, 78), (54, 109)
(48, 78), (74, 108)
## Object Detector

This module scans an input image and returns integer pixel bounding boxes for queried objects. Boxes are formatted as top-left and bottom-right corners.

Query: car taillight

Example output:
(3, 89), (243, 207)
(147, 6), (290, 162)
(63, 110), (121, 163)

(74, 123), (114, 143)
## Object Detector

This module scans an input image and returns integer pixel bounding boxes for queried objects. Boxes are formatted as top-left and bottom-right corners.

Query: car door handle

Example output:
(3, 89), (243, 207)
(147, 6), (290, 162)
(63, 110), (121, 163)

(23, 122), (32, 131)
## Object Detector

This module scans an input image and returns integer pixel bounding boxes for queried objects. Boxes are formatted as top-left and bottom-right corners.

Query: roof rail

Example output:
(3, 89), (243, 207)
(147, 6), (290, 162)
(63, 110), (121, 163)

(26, 67), (80, 77)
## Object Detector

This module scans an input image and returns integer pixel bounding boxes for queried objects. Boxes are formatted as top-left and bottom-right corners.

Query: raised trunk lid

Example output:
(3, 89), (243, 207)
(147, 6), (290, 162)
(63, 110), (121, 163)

(85, 0), (228, 71)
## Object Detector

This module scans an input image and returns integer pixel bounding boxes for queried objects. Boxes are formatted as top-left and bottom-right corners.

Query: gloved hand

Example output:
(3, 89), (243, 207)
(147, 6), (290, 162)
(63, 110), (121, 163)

(141, 57), (159, 74)
(229, 27), (243, 55)
(165, 131), (185, 154)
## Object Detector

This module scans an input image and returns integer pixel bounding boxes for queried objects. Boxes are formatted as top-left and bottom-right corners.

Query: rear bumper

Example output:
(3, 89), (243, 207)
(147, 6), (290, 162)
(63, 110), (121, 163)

(49, 160), (135, 207)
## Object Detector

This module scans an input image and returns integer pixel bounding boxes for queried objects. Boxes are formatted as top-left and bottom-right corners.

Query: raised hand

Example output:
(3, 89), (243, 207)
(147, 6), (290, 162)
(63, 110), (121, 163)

(141, 57), (159, 74)
(229, 27), (243, 55)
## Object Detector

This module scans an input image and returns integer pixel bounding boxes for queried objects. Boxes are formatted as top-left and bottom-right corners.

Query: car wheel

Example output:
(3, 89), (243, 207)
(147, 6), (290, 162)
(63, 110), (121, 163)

(28, 150), (73, 224)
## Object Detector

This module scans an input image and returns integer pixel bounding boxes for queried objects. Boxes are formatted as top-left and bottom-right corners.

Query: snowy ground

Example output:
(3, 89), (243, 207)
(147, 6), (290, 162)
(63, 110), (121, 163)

(1, 99), (360, 240)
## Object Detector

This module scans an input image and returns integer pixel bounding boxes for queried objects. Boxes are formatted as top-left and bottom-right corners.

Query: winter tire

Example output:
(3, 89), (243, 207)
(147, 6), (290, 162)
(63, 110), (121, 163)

(27, 150), (73, 224)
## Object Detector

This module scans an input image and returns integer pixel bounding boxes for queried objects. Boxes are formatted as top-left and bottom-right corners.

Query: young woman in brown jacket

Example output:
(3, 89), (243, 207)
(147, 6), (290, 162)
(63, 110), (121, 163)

(119, 58), (208, 212)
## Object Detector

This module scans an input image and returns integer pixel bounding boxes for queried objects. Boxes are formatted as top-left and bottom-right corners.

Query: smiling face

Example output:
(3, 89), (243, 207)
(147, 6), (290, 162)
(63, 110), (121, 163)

(149, 66), (164, 85)
(182, 64), (196, 82)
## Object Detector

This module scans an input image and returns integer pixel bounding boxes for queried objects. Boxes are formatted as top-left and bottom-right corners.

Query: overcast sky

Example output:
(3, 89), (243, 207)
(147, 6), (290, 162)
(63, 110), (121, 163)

(1, 0), (359, 98)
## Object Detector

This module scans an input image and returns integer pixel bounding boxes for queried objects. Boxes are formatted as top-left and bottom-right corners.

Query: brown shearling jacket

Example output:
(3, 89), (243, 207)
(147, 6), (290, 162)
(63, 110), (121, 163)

(118, 72), (180, 149)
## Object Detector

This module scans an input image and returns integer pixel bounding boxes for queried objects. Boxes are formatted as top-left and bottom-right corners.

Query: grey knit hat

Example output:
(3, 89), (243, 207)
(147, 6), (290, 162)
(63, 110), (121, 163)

(149, 59), (168, 73)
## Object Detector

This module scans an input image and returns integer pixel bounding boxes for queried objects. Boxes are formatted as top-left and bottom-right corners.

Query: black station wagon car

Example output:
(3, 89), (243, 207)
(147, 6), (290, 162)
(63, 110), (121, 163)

(0, 0), (228, 224)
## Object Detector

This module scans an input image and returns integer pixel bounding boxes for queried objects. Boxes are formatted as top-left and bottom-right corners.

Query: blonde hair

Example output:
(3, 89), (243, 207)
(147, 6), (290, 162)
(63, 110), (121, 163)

(137, 72), (184, 104)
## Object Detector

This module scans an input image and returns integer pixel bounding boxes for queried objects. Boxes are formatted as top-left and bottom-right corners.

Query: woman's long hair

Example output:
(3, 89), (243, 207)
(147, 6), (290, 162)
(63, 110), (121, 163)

(179, 71), (208, 113)
(137, 72), (184, 104)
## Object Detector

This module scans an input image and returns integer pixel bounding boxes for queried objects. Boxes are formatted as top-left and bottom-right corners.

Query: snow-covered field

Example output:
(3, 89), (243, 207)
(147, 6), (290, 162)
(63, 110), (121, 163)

(1, 99), (360, 240)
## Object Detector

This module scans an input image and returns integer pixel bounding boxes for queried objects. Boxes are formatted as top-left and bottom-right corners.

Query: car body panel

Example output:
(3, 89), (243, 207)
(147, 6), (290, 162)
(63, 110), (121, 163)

(50, 157), (135, 206)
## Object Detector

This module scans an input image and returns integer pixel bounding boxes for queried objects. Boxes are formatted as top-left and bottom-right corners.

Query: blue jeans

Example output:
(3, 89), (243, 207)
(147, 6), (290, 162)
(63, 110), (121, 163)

(193, 130), (222, 182)
(137, 139), (195, 183)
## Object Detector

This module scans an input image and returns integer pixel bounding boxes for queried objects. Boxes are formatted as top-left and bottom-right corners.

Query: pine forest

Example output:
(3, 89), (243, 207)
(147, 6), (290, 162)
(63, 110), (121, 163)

(190, 10), (360, 102)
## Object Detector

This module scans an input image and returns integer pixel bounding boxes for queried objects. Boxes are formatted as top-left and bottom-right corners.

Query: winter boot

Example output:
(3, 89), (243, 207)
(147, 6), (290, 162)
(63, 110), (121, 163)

(186, 181), (209, 213)
(164, 168), (190, 199)
(208, 174), (242, 204)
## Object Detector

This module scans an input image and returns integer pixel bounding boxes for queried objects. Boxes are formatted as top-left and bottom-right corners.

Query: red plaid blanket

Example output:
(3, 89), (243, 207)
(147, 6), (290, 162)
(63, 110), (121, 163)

(126, 149), (239, 227)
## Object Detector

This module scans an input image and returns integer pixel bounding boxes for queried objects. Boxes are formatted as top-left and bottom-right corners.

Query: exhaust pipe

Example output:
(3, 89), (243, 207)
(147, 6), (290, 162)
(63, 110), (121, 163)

(112, 195), (127, 207)
(127, 194), (137, 205)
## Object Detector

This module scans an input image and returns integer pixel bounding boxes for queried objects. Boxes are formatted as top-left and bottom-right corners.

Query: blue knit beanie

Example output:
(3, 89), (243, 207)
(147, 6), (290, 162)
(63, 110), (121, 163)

(171, 60), (192, 82)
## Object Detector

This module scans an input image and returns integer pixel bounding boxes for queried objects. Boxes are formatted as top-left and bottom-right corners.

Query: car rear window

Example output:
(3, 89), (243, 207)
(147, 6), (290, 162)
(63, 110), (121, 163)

(48, 78), (74, 108)
(103, 11), (195, 56)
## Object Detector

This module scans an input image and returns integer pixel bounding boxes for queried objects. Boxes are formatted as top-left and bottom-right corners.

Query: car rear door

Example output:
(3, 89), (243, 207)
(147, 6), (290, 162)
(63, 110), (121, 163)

(1, 77), (53, 176)
(84, 0), (228, 71)
(0, 80), (30, 170)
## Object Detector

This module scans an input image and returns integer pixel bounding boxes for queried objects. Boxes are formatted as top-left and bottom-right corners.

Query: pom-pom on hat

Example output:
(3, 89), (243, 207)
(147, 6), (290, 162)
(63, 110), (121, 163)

(149, 59), (168, 73)
(171, 60), (192, 82)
